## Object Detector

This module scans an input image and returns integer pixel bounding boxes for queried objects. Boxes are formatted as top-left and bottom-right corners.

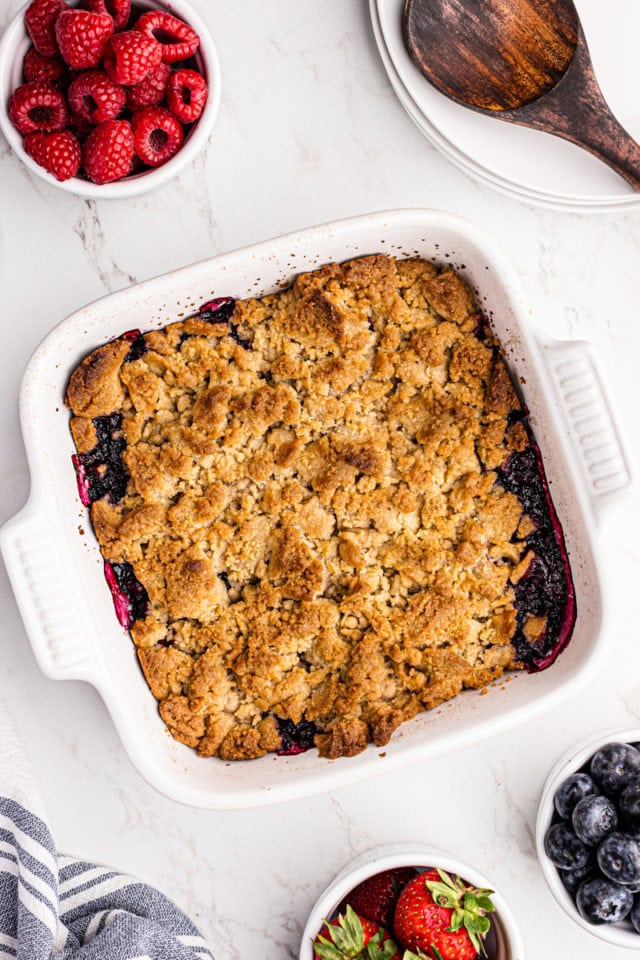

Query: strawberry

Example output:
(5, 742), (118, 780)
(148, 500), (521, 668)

(55, 9), (114, 69)
(393, 870), (495, 960)
(339, 869), (418, 929)
(25, 0), (65, 57)
(313, 905), (402, 960)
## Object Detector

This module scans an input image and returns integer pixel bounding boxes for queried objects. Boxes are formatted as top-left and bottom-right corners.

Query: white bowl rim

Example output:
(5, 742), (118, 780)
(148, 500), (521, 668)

(0, 0), (221, 198)
(536, 727), (640, 949)
(299, 842), (525, 960)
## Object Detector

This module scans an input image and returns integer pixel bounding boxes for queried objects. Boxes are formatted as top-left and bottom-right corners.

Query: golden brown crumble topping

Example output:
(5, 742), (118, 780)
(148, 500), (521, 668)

(66, 255), (548, 761)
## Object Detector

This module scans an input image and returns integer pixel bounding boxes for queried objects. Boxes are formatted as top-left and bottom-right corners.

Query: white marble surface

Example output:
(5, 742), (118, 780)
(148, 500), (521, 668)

(1, 1), (640, 957)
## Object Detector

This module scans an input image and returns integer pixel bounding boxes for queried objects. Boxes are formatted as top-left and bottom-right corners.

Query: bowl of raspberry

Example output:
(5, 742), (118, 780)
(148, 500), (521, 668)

(0, 0), (221, 196)
(301, 844), (524, 960)
(537, 728), (640, 949)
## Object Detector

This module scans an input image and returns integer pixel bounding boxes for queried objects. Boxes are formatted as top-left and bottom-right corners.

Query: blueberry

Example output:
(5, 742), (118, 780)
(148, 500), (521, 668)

(620, 779), (640, 823)
(591, 743), (640, 796)
(559, 857), (596, 895)
(631, 896), (640, 933)
(544, 823), (591, 870)
(572, 795), (618, 846)
(554, 772), (597, 819)
(623, 818), (640, 841)
(598, 833), (640, 885)
(622, 879), (640, 894)
(276, 718), (317, 755)
(576, 877), (633, 925)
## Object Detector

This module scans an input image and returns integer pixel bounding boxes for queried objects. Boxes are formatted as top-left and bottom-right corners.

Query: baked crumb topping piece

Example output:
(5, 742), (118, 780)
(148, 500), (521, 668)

(66, 255), (575, 761)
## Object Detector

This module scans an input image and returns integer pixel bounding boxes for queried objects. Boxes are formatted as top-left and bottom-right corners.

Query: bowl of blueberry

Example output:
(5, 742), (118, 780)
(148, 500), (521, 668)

(537, 729), (640, 948)
(300, 843), (525, 960)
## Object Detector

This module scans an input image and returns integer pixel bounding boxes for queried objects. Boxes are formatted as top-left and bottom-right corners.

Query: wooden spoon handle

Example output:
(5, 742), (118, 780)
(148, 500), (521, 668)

(508, 27), (640, 190)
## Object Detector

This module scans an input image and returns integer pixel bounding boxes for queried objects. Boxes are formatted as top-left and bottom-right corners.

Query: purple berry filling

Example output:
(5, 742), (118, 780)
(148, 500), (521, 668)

(71, 413), (128, 505)
(498, 442), (576, 672)
(276, 718), (317, 755)
(218, 571), (233, 591)
(470, 311), (575, 672)
(473, 310), (492, 339)
(199, 297), (236, 322)
(104, 560), (149, 629)
(198, 297), (252, 349)
(121, 328), (147, 362)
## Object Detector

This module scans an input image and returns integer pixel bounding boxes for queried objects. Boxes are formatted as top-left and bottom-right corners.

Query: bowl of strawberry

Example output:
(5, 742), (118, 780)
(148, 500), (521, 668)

(301, 845), (524, 960)
(0, 0), (221, 195)
(537, 728), (640, 949)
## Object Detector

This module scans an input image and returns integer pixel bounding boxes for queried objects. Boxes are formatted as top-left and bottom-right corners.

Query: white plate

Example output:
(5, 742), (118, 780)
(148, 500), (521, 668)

(372, 0), (640, 211)
(0, 209), (632, 808)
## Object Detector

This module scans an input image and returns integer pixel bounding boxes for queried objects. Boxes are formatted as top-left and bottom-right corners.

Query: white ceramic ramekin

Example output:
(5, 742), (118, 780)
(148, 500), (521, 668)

(536, 728), (640, 950)
(0, 209), (633, 808)
(299, 843), (525, 960)
(0, 0), (221, 198)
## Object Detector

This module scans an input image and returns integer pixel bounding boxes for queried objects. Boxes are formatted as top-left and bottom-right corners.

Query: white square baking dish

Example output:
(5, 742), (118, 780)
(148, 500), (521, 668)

(0, 209), (632, 809)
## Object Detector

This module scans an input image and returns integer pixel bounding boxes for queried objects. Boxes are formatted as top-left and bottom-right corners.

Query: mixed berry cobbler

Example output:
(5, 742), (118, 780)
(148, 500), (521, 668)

(65, 255), (575, 761)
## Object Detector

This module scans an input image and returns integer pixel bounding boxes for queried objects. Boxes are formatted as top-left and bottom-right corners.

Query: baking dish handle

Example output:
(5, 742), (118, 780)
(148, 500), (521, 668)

(541, 338), (633, 523)
(0, 503), (98, 683)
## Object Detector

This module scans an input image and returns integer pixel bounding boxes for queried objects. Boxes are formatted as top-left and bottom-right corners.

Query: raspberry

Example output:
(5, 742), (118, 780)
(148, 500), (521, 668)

(103, 30), (162, 85)
(68, 70), (126, 124)
(83, 119), (134, 183)
(24, 129), (81, 181)
(68, 109), (94, 141)
(86, 0), (131, 31)
(23, 47), (65, 84)
(55, 10), (114, 70)
(25, 0), (65, 57)
(126, 60), (171, 110)
(8, 80), (68, 135)
(132, 105), (183, 167)
(166, 68), (207, 123)
(128, 152), (146, 176)
(134, 10), (199, 64)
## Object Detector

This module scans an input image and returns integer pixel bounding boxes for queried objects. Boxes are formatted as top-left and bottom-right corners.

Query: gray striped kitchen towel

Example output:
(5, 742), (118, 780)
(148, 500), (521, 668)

(0, 698), (214, 960)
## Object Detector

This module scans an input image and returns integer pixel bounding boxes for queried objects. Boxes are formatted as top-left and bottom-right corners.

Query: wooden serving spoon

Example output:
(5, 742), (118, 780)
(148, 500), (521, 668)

(404, 0), (640, 190)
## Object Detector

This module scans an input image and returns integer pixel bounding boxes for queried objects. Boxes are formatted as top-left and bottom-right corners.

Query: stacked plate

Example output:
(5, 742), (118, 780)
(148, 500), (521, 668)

(370, 0), (640, 212)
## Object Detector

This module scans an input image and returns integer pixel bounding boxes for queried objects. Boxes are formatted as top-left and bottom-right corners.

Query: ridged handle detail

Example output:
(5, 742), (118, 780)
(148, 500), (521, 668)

(0, 509), (92, 679)
(543, 340), (632, 518)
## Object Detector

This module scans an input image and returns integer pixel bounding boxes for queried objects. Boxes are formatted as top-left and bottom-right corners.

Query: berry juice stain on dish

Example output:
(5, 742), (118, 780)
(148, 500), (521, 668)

(66, 254), (576, 762)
